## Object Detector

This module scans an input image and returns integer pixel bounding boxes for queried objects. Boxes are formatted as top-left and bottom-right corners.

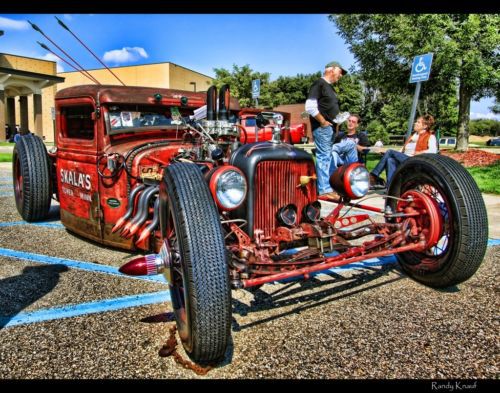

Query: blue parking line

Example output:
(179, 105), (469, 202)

(0, 177), (11, 181)
(488, 238), (500, 247)
(0, 192), (13, 197)
(0, 221), (64, 229)
(0, 247), (167, 284)
(0, 240), (497, 327)
(0, 291), (171, 328)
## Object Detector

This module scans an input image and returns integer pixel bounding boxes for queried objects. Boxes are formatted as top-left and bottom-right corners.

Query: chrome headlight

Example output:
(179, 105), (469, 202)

(347, 165), (370, 198)
(329, 163), (369, 200)
(209, 166), (247, 210)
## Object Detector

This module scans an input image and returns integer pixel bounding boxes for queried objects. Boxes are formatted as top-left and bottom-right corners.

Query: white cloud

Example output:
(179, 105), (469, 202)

(0, 16), (30, 31)
(41, 53), (65, 73)
(470, 111), (500, 121)
(63, 14), (73, 21)
(102, 47), (148, 65)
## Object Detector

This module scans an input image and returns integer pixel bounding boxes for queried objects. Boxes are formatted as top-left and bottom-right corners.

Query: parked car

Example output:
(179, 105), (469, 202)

(439, 137), (456, 147)
(239, 108), (308, 144)
(13, 83), (488, 365)
(486, 137), (500, 146)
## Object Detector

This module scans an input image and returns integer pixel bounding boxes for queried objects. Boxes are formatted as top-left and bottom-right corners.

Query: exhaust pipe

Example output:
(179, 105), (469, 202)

(112, 183), (146, 233)
(206, 85), (217, 121)
(136, 197), (160, 245)
(126, 186), (159, 237)
(218, 84), (230, 121)
(121, 185), (157, 236)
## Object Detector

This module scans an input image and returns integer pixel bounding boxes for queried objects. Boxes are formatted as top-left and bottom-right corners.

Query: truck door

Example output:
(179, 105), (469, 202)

(56, 99), (102, 242)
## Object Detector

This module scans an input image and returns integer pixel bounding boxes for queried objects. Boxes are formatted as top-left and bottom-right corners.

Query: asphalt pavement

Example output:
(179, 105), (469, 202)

(0, 161), (498, 380)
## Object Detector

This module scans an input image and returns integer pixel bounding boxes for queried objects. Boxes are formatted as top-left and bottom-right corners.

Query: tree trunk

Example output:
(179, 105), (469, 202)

(456, 81), (471, 152)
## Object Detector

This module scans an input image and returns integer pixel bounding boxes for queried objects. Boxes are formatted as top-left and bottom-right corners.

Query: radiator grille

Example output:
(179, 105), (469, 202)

(254, 160), (317, 237)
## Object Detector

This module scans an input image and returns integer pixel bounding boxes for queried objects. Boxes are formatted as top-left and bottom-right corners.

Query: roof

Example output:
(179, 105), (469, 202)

(55, 84), (240, 110)
(0, 66), (65, 83)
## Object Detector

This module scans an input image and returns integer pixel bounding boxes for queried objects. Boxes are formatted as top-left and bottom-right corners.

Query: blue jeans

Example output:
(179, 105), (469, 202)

(331, 138), (359, 168)
(313, 125), (334, 194)
(371, 149), (409, 184)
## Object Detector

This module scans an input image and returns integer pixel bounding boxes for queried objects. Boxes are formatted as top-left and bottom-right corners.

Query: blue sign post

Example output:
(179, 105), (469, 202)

(252, 79), (261, 141)
(406, 53), (433, 139)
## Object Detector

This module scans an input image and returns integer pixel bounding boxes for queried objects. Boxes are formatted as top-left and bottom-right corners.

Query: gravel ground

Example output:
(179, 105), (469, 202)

(0, 162), (498, 380)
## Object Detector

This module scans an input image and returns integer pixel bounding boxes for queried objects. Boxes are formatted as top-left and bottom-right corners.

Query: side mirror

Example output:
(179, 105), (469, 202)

(255, 113), (269, 129)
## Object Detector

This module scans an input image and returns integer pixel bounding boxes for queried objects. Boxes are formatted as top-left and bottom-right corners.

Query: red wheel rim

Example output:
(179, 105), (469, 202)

(397, 190), (443, 251)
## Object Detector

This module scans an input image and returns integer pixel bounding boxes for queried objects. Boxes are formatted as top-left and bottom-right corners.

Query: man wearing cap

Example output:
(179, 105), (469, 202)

(305, 61), (347, 201)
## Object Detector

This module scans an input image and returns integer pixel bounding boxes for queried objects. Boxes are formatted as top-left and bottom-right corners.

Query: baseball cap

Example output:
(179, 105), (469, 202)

(325, 61), (348, 75)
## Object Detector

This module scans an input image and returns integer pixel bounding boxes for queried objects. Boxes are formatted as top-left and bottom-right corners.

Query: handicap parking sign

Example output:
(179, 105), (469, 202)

(410, 53), (433, 83)
(252, 79), (260, 98)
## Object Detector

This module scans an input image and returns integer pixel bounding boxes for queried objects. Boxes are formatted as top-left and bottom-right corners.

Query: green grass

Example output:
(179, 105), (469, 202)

(466, 162), (500, 194)
(0, 153), (13, 162)
(0, 142), (15, 146)
(366, 153), (500, 195)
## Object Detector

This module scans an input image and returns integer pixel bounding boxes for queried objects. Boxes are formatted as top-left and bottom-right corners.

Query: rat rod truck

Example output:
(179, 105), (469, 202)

(13, 84), (488, 365)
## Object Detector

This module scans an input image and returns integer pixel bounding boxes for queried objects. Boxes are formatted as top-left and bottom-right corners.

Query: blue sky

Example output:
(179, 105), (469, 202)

(0, 14), (497, 120)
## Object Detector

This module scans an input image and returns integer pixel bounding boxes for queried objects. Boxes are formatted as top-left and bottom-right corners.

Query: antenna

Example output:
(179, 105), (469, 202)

(37, 41), (101, 85)
(55, 16), (126, 86)
(29, 20), (101, 85)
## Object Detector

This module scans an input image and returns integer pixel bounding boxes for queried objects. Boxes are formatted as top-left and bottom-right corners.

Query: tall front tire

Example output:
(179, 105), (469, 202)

(159, 163), (231, 364)
(387, 154), (488, 288)
(12, 134), (52, 221)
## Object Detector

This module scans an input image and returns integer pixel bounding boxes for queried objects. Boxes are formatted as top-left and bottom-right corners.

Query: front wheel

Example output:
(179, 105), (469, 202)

(159, 163), (231, 364)
(387, 154), (488, 288)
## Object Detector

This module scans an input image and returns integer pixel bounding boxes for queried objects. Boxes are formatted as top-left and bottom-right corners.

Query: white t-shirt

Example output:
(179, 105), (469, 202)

(403, 133), (437, 156)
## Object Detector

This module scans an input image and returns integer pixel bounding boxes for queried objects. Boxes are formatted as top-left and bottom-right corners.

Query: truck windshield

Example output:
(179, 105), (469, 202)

(105, 105), (188, 135)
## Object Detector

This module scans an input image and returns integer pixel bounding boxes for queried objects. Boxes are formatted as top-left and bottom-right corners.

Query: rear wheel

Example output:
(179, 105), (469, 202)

(12, 134), (52, 221)
(387, 154), (488, 288)
(160, 163), (231, 364)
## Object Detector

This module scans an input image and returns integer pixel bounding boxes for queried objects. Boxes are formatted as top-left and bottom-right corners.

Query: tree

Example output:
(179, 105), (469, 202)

(213, 64), (367, 115)
(212, 64), (272, 108)
(268, 73), (321, 105)
(331, 14), (500, 151)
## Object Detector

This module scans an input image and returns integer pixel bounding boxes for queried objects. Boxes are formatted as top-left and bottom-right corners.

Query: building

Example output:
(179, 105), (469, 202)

(0, 53), (64, 142)
(58, 62), (213, 94)
(1, 56), (214, 143)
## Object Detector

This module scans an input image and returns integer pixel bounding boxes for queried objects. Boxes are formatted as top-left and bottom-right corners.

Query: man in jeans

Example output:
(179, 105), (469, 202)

(331, 114), (370, 168)
(305, 61), (347, 201)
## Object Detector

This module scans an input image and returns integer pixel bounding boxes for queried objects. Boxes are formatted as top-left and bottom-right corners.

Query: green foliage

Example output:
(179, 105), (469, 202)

(213, 65), (327, 109)
(365, 119), (390, 144)
(330, 14), (500, 151)
(469, 119), (500, 136)
(268, 73), (321, 106)
(213, 63), (367, 123)
(212, 64), (272, 108)
(336, 73), (364, 115)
